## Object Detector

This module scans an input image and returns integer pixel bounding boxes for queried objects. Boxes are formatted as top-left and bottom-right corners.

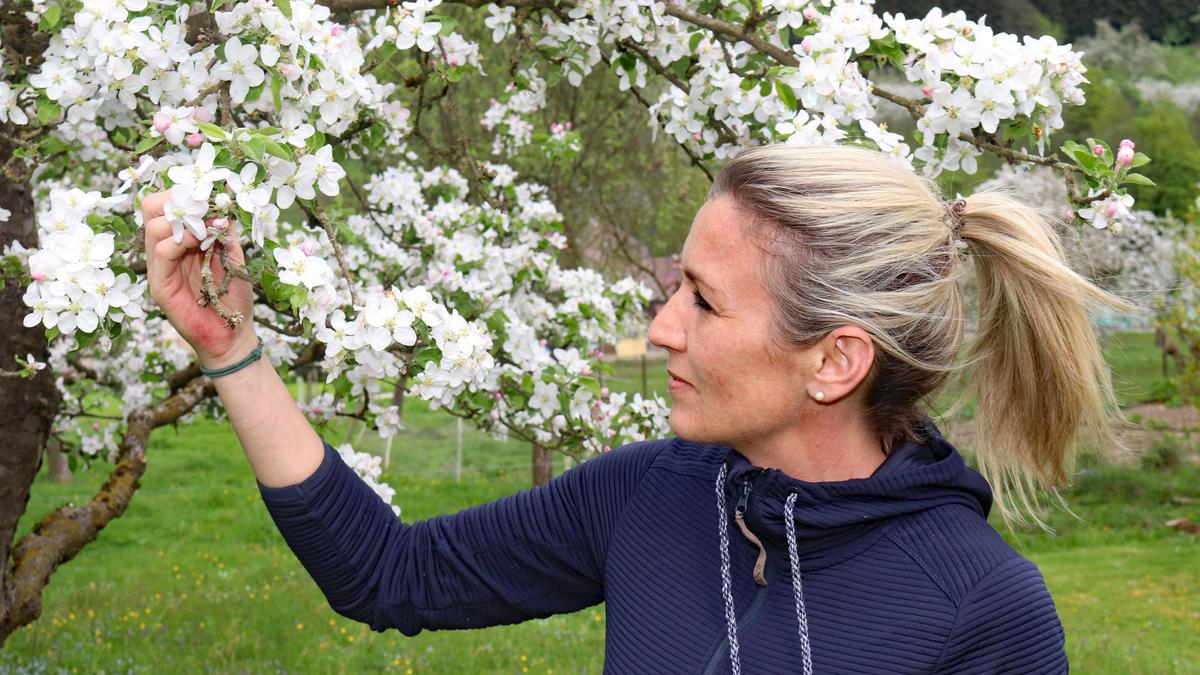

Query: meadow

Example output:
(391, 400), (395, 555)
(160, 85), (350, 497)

(3, 333), (1197, 673)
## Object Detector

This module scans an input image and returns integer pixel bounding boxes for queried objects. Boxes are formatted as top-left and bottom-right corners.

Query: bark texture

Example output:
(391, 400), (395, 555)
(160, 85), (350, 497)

(0, 146), (60, 647)
(0, 377), (216, 645)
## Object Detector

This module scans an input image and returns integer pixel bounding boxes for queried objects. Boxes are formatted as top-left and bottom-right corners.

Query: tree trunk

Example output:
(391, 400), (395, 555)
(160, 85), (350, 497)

(532, 443), (553, 487)
(0, 153), (61, 645)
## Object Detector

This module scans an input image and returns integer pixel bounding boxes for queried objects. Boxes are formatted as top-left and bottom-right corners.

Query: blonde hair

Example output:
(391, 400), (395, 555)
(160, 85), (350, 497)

(709, 144), (1136, 528)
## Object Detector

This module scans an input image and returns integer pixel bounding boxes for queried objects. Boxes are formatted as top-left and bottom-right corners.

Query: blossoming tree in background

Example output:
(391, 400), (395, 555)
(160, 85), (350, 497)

(0, 0), (1153, 641)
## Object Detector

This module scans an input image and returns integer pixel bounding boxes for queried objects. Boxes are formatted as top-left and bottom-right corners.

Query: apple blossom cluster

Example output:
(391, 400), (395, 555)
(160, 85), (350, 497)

(333, 442), (402, 516)
(887, 9), (1088, 172)
(21, 187), (147, 339)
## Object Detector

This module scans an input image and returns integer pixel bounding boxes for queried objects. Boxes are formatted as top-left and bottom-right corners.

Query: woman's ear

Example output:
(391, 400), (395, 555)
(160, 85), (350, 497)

(808, 328), (874, 403)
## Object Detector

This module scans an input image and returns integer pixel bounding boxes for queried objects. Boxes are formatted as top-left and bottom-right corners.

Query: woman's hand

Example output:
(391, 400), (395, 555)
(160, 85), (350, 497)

(141, 188), (258, 369)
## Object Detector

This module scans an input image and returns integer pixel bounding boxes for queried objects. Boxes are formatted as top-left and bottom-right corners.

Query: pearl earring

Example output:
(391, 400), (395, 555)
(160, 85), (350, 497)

(814, 391), (825, 401)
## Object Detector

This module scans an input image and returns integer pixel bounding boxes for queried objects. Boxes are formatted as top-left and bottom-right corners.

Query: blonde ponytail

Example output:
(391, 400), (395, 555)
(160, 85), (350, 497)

(953, 192), (1137, 526)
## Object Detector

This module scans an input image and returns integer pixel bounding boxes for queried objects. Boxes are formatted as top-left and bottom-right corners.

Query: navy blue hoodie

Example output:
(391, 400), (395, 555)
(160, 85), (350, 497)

(258, 417), (1066, 673)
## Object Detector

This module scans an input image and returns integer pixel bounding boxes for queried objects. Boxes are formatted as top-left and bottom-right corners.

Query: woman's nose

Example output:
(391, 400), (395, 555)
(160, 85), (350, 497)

(648, 289), (685, 353)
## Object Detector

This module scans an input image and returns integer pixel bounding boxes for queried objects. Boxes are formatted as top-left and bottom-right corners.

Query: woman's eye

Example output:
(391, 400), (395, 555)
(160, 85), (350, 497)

(692, 289), (713, 312)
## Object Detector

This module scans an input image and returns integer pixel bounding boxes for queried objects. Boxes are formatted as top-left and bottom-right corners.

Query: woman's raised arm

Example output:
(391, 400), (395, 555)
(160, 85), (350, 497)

(141, 188), (323, 487)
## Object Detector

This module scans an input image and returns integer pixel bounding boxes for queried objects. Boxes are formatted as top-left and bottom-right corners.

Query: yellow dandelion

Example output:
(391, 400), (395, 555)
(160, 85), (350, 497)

(296, 623), (304, 630)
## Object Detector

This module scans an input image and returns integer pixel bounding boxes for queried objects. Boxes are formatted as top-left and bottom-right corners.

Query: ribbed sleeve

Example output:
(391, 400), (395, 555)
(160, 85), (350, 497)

(257, 439), (667, 636)
(933, 557), (1068, 673)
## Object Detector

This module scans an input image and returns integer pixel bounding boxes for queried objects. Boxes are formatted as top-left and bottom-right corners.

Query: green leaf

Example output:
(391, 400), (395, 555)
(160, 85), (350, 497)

(775, 80), (798, 111)
(1123, 173), (1156, 187)
(689, 32), (704, 53)
(668, 57), (690, 81)
(73, 329), (99, 353)
(271, 69), (284, 111)
(1070, 147), (1104, 175)
(45, 326), (60, 341)
(210, 0), (234, 10)
(274, 0), (292, 19)
(616, 52), (636, 74)
(135, 135), (164, 154)
(437, 15), (458, 35)
(111, 264), (138, 283)
(36, 97), (61, 125)
(197, 122), (227, 141)
(241, 136), (267, 162)
(1130, 152), (1151, 169)
(68, 454), (78, 473)
(244, 82), (265, 104)
(264, 139), (292, 161)
(39, 4), (62, 31)
(306, 130), (326, 154)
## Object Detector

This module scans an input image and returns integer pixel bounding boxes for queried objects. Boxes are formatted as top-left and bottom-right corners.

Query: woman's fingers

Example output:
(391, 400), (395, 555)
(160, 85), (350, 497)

(140, 188), (171, 224)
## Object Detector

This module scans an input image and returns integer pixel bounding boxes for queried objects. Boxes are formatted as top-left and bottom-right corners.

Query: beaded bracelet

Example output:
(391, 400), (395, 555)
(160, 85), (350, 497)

(200, 337), (266, 378)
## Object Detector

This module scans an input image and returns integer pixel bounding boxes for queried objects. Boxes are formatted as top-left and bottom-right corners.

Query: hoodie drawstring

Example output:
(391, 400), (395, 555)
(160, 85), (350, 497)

(784, 492), (814, 675)
(715, 468), (815, 675)
(714, 464), (743, 675)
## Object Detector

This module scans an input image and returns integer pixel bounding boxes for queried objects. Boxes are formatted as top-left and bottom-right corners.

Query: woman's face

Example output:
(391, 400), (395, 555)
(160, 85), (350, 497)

(648, 196), (814, 449)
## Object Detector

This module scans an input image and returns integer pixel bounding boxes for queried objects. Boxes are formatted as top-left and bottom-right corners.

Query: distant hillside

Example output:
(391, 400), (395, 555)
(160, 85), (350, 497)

(873, 0), (1200, 44)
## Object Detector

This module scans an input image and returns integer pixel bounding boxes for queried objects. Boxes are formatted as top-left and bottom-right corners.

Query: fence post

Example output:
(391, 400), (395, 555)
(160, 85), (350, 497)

(455, 417), (463, 482)
(532, 443), (553, 486)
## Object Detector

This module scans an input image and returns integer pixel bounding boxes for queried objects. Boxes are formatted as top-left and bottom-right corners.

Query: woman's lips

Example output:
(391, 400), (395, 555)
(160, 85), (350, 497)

(667, 370), (693, 392)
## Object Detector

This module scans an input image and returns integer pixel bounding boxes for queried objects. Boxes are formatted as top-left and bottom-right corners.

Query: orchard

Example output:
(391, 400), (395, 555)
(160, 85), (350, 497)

(0, 0), (1158, 645)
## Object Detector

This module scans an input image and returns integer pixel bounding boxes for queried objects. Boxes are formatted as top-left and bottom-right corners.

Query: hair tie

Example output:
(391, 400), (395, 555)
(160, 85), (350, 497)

(944, 197), (968, 239)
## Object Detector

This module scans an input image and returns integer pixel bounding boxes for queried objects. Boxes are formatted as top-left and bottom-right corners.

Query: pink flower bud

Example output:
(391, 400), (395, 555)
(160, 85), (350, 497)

(193, 108), (212, 123)
(692, 132), (702, 140)
(449, 58), (459, 67)
(493, 391), (504, 401)
(921, 85), (933, 98)
(153, 112), (172, 133)
(93, 423), (100, 431)
(186, 133), (203, 147)
(1103, 202), (1118, 218)
(803, 7), (819, 20)
(490, 409), (500, 420)
(800, 36), (814, 53)
(603, 445), (612, 453)
(211, 218), (229, 230)
(31, 271), (47, 281)
(299, 240), (318, 256)
(1092, 144), (1105, 156)
(600, 387), (609, 397)
(596, 414), (605, 421)
(1117, 147), (1134, 166)
(565, 122), (572, 130)
(1064, 209), (1075, 221)
(539, 339), (547, 347)
(1119, 139), (1135, 150)
(330, 24), (344, 36)
(430, 59), (438, 68)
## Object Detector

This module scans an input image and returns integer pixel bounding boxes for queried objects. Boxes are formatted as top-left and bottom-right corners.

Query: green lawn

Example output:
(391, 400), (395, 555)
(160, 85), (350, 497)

(3, 337), (1197, 673)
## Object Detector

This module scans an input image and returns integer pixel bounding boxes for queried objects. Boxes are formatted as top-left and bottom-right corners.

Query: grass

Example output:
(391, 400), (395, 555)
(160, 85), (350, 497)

(3, 336), (1198, 673)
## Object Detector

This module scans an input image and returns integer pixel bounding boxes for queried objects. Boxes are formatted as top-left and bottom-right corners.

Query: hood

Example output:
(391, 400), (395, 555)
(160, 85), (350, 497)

(720, 416), (992, 566)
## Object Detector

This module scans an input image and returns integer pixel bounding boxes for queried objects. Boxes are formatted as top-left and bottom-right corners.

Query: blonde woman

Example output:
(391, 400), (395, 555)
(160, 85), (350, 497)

(142, 144), (1131, 673)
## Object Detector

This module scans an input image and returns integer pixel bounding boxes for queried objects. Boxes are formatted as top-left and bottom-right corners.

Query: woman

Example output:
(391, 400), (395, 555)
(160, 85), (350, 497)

(142, 144), (1132, 673)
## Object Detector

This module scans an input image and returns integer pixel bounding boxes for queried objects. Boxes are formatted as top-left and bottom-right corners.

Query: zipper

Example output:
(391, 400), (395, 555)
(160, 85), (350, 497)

(699, 572), (771, 675)
(733, 478), (768, 587)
